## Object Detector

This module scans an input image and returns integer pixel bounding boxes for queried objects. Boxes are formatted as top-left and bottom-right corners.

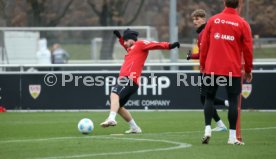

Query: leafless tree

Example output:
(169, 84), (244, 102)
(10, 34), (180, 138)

(86, 0), (145, 59)
(0, 0), (10, 26)
(26, 0), (74, 26)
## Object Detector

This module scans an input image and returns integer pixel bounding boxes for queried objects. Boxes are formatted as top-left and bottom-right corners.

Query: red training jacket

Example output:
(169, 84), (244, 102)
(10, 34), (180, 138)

(190, 28), (204, 59)
(200, 8), (253, 77)
(118, 38), (170, 84)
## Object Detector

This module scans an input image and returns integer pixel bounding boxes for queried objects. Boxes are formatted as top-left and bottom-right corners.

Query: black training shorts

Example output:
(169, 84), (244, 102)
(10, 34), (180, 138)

(202, 74), (241, 97)
(111, 77), (139, 107)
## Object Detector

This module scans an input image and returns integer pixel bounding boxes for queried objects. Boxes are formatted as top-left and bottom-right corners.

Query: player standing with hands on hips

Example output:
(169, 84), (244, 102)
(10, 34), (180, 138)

(188, 9), (229, 132)
(100, 28), (180, 134)
(200, 0), (253, 145)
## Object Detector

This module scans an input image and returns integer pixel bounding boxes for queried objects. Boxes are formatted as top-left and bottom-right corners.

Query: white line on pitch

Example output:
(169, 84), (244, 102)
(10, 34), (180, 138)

(1, 126), (276, 144)
(32, 137), (192, 159)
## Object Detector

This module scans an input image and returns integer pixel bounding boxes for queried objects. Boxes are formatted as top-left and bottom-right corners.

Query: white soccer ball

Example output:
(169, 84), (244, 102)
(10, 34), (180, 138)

(77, 118), (94, 134)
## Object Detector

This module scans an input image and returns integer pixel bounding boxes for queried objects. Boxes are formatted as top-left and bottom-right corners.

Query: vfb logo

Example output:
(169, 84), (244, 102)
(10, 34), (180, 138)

(105, 76), (170, 96)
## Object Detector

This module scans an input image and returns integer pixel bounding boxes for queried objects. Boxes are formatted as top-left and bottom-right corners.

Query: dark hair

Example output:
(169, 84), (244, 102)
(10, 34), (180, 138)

(225, 0), (239, 8)
(191, 9), (207, 18)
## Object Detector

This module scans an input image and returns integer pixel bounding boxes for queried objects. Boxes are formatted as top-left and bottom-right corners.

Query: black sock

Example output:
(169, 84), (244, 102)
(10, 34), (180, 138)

(204, 93), (215, 126)
(227, 93), (239, 129)
(212, 108), (221, 122)
(202, 95), (221, 122)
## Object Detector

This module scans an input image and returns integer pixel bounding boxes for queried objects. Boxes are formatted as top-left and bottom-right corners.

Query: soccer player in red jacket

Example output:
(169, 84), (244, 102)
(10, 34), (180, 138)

(188, 9), (229, 132)
(100, 28), (180, 133)
(200, 0), (253, 145)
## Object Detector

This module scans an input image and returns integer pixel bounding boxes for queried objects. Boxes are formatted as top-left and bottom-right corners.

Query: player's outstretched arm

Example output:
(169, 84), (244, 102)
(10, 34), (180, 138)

(169, 42), (180, 49)
(113, 30), (127, 50)
(113, 30), (121, 39)
(142, 40), (177, 51)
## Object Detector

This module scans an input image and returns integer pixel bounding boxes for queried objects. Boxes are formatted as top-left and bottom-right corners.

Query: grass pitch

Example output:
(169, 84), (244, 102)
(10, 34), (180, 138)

(0, 111), (276, 159)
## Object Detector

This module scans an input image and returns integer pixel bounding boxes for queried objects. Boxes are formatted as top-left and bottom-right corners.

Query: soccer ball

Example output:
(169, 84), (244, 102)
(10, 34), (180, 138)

(77, 118), (94, 134)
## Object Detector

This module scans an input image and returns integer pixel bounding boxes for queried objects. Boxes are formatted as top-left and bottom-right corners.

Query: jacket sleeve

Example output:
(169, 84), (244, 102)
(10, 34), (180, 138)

(119, 37), (127, 51)
(242, 21), (253, 73)
(199, 21), (211, 72)
(141, 40), (170, 51)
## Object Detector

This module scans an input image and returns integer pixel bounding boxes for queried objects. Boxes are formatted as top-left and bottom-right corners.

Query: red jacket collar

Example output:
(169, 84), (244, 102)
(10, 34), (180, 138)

(222, 7), (238, 15)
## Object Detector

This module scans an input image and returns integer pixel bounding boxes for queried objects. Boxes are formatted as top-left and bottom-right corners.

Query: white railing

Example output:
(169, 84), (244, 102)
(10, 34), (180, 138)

(0, 61), (276, 73)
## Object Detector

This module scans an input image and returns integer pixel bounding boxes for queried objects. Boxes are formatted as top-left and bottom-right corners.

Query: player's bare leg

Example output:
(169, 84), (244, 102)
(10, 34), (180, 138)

(109, 92), (120, 112)
(118, 107), (132, 122)
(100, 93), (120, 128)
(118, 107), (142, 134)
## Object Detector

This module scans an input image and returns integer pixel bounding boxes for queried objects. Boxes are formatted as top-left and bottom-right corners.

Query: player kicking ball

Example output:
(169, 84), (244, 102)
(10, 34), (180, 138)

(100, 28), (180, 134)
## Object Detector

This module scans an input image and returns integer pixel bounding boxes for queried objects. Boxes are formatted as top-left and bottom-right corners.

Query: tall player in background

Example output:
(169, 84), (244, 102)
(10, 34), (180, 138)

(187, 9), (229, 132)
(200, 0), (253, 145)
(100, 28), (180, 133)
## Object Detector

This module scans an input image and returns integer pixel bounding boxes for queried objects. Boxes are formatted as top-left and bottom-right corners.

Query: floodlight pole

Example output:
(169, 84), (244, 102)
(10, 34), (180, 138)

(169, 0), (178, 70)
